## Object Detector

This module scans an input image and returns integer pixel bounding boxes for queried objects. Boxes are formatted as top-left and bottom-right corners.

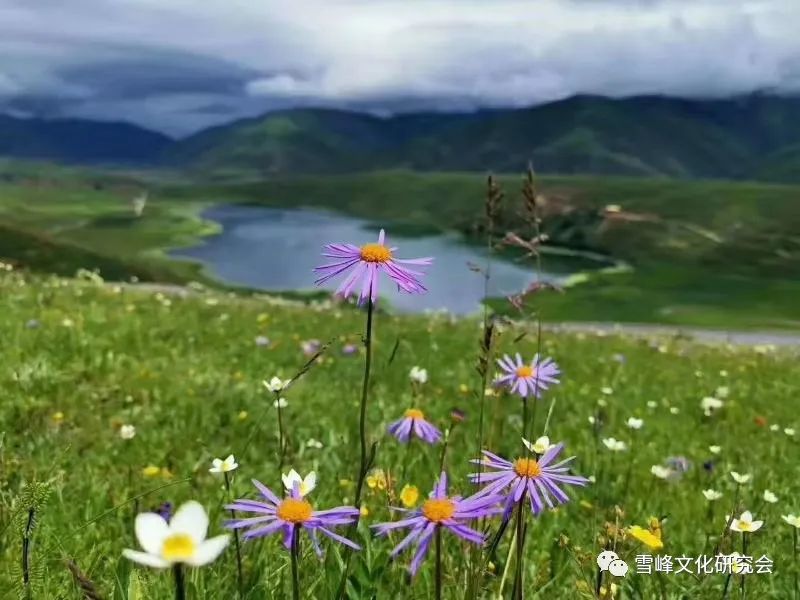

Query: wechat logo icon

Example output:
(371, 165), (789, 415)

(597, 550), (629, 577)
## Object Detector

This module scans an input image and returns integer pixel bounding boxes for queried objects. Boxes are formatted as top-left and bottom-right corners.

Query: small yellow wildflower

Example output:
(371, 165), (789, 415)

(360, 505), (369, 517)
(238, 410), (249, 421)
(366, 469), (388, 491)
(52, 411), (65, 423)
(142, 465), (160, 477)
(257, 313), (269, 323)
(599, 583), (618, 599)
(160, 467), (173, 479)
(628, 525), (664, 551)
(400, 485), (420, 508)
(458, 383), (469, 394)
(579, 500), (594, 510)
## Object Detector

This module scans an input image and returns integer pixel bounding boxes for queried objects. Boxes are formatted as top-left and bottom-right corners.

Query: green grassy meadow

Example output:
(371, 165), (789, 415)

(1, 268), (799, 598)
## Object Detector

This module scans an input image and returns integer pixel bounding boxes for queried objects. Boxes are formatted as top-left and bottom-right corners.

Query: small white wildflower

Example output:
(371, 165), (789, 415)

(709, 445), (721, 454)
(597, 398), (608, 407)
(703, 489), (723, 501)
(601, 386), (613, 395)
(119, 424), (136, 440)
(264, 376), (289, 393)
(651, 465), (672, 479)
(306, 438), (324, 449)
(763, 490), (778, 504)
(729, 511), (763, 533)
(715, 386), (730, 398)
(602, 437), (627, 452)
(273, 397), (288, 409)
(626, 417), (644, 430)
(523, 435), (555, 455)
(730, 471), (752, 485)
(700, 396), (723, 415)
(646, 401), (658, 409)
(209, 455), (238, 474)
(786, 428), (796, 437)
(770, 424), (781, 432)
(782, 514), (800, 528)
(282, 469), (316, 497)
(670, 406), (680, 415)
(409, 366), (428, 384)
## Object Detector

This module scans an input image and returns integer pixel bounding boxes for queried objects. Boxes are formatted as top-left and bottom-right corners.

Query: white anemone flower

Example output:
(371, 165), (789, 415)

(209, 455), (238, 474)
(730, 471), (752, 485)
(651, 465), (672, 479)
(729, 511), (763, 533)
(786, 428), (796, 437)
(709, 445), (721, 454)
(523, 435), (554, 455)
(700, 396), (723, 415)
(282, 469), (316, 497)
(409, 366), (428, 384)
(263, 377), (289, 393)
(703, 489), (723, 501)
(763, 490), (778, 504)
(602, 438), (627, 452)
(123, 501), (229, 568)
(626, 417), (644, 430)
(119, 424), (136, 440)
(782, 514), (800, 528)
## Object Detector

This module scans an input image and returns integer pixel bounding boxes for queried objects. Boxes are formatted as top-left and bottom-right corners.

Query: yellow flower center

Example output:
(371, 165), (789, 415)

(738, 521), (754, 532)
(404, 408), (425, 420)
(161, 533), (197, 561)
(516, 365), (535, 378)
(421, 498), (456, 523)
(513, 457), (542, 478)
(360, 243), (392, 263)
(277, 498), (314, 523)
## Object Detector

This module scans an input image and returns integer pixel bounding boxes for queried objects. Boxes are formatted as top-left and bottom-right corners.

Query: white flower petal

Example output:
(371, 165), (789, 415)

(185, 535), (230, 567)
(303, 471), (317, 495)
(169, 501), (208, 544)
(122, 549), (170, 569)
(134, 512), (170, 555)
(283, 469), (301, 491)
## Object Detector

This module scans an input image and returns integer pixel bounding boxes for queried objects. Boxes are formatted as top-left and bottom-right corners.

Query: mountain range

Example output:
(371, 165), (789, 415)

(3, 94), (800, 181)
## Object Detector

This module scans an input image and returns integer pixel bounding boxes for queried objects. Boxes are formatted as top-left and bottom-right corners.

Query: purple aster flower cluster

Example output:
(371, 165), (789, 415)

(387, 408), (442, 444)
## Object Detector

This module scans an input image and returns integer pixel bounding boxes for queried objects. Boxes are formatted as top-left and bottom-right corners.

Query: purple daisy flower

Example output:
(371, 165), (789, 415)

(314, 229), (432, 304)
(301, 339), (321, 356)
(225, 479), (360, 557)
(372, 472), (502, 576)
(470, 438), (588, 517)
(495, 353), (560, 398)
(341, 343), (358, 356)
(387, 409), (442, 444)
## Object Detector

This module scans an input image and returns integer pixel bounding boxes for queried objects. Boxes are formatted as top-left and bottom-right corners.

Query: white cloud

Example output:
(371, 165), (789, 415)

(0, 0), (798, 133)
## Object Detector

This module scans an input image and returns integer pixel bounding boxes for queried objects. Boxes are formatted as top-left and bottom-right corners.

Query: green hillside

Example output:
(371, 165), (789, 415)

(167, 95), (800, 181)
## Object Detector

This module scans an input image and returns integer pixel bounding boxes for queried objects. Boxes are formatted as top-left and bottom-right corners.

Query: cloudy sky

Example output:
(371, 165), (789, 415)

(1, 0), (799, 136)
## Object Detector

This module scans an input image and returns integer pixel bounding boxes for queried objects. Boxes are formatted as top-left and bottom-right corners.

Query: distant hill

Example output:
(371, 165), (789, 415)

(4, 95), (800, 180)
(167, 94), (800, 182)
(0, 115), (172, 165)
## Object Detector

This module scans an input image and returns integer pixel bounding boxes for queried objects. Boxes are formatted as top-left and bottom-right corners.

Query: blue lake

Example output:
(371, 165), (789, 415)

(172, 205), (586, 314)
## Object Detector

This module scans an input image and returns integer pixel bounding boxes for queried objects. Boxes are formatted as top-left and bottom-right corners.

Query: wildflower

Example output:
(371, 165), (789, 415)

(25, 319), (40, 329)
(524, 435), (555, 455)
(409, 366), (428, 384)
(495, 353), (560, 398)
(729, 511), (763, 533)
(646, 401), (658, 409)
(450, 408), (466, 423)
(601, 386), (613, 395)
(254, 335), (270, 347)
(341, 344), (358, 356)
(602, 438), (627, 452)
(301, 339), (321, 356)
(155, 502), (173, 522)
(458, 383), (469, 394)
(666, 456), (691, 475)
(282, 469), (317, 497)
(731, 471), (752, 485)
(387, 409), (442, 444)
(274, 398), (288, 409)
(597, 398), (608, 407)
(314, 229), (432, 304)
(709, 445), (721, 454)
(142, 465), (161, 477)
(123, 501), (229, 568)
(119, 424), (136, 440)
(612, 353), (626, 363)
(372, 473), (501, 575)
(237, 410), (249, 421)
(52, 411), (65, 423)
(763, 490), (778, 504)
(715, 386), (730, 398)
(359, 505), (369, 517)
(650, 465), (672, 480)
(400, 484), (420, 508)
(209, 455), (239, 474)
(628, 525), (664, 550)
(754, 416), (767, 427)
(782, 515), (800, 528)
(470, 438), (589, 516)
(626, 417), (644, 430)
(770, 424), (780, 432)
(264, 377), (289, 393)
(669, 407), (680, 415)
(226, 480), (360, 556)
(61, 317), (74, 327)
(306, 438), (324, 449)
(366, 469), (388, 491)
(588, 416), (597, 425)
(703, 489), (723, 501)
(786, 428), (796, 437)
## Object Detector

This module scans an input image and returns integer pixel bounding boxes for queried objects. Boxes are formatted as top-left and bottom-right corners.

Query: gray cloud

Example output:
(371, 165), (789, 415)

(0, 0), (798, 135)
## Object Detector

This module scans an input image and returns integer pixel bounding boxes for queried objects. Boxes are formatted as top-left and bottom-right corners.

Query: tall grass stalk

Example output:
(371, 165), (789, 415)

(224, 471), (244, 597)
